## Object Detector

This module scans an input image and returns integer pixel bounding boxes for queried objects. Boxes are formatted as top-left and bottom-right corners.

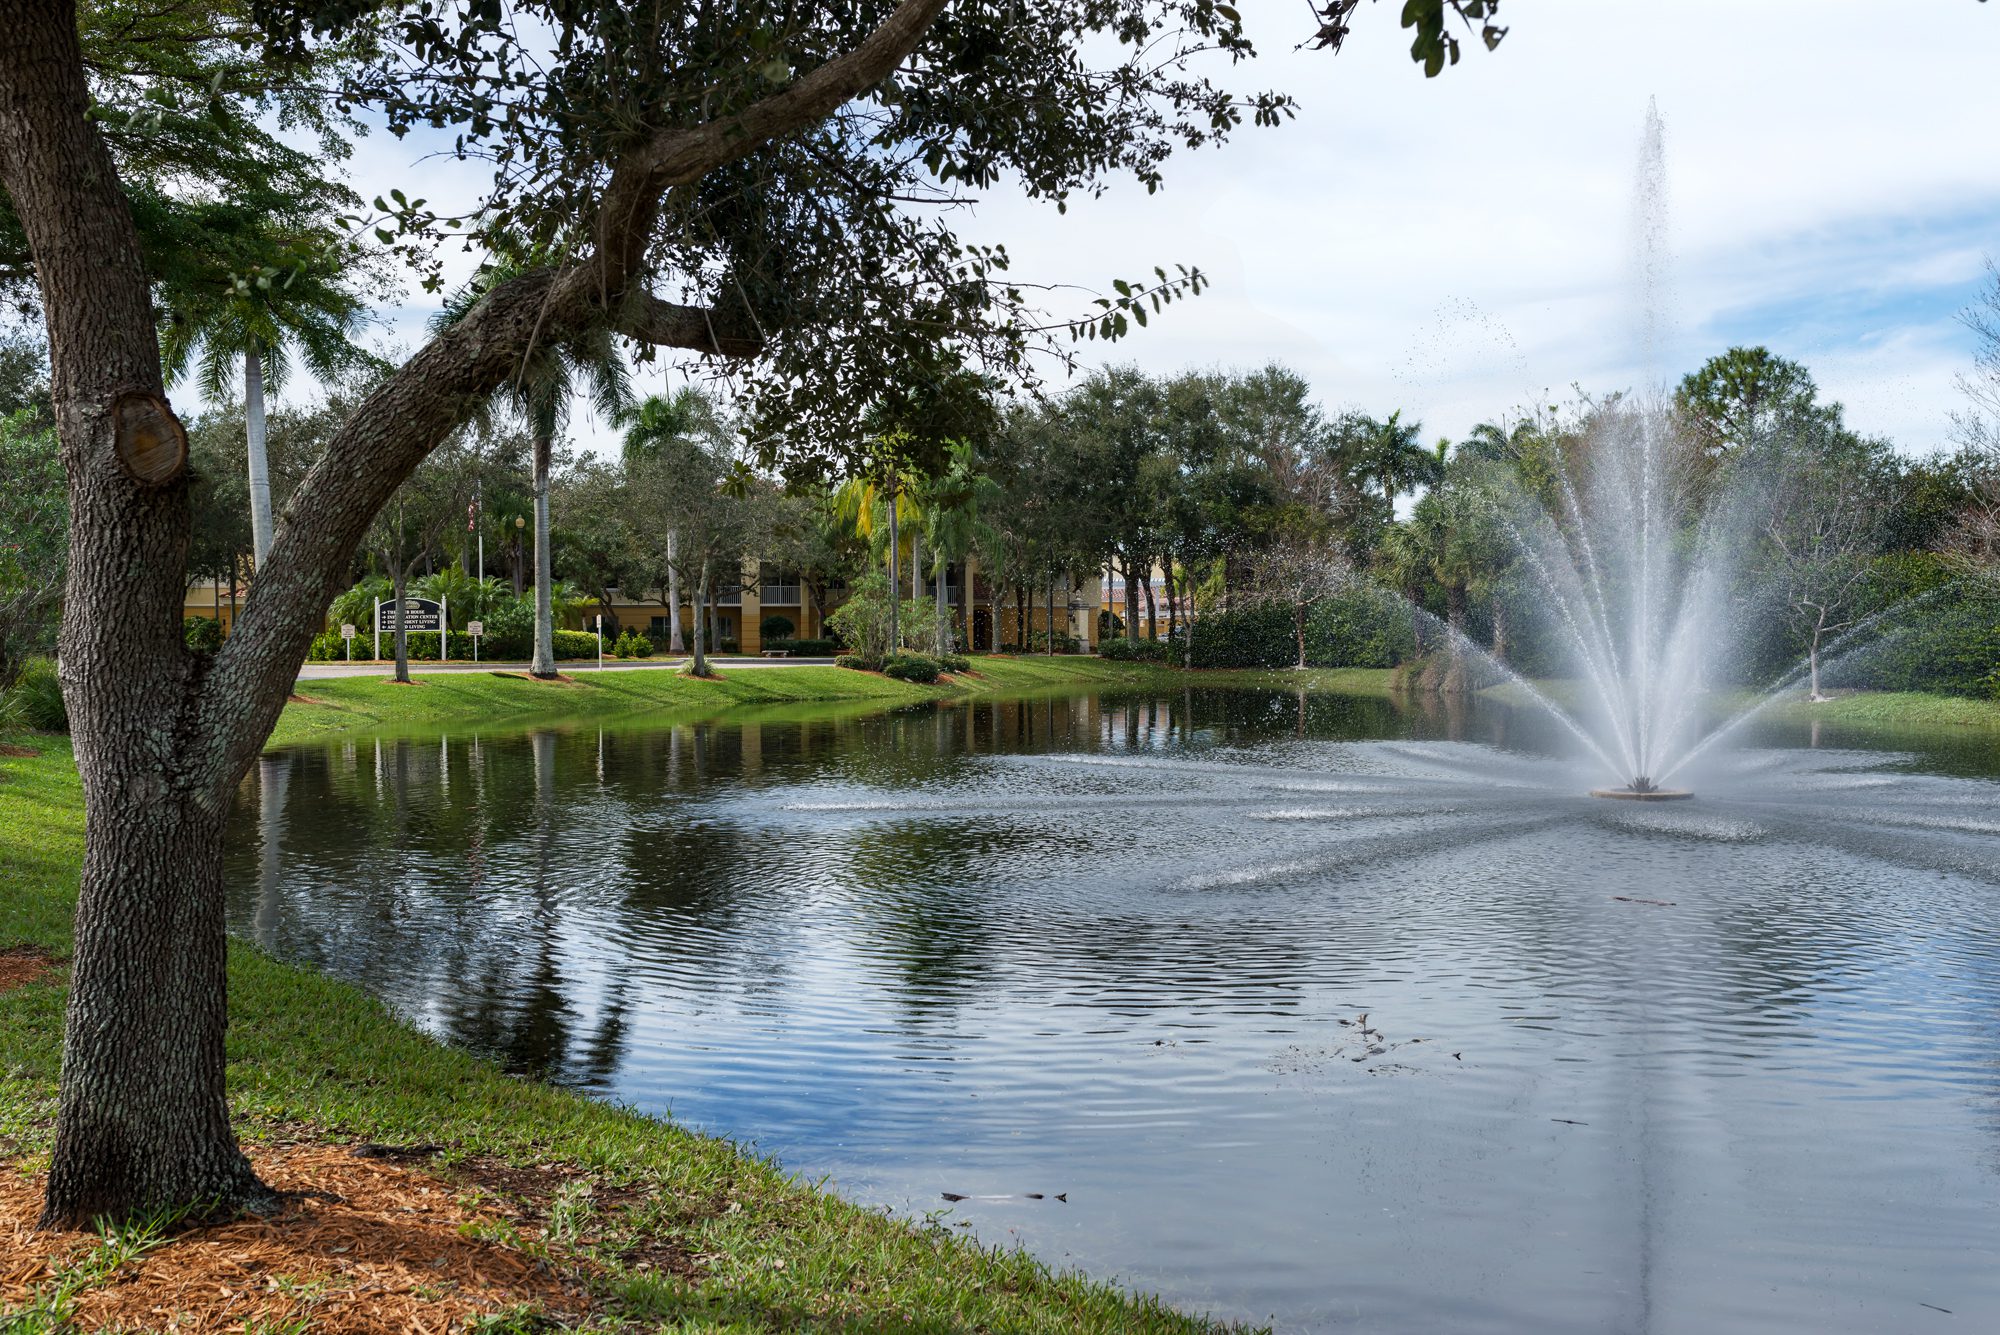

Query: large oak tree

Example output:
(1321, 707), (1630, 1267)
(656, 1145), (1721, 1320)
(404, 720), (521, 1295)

(0, 0), (1502, 1225)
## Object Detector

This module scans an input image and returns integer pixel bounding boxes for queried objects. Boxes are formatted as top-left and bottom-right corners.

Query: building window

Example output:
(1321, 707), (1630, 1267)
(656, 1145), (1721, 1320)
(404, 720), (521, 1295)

(759, 562), (802, 606)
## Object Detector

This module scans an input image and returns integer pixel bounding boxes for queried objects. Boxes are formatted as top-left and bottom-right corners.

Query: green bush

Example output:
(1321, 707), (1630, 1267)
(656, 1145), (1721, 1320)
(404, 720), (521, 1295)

(1027, 630), (1083, 654)
(478, 597), (536, 659)
(835, 652), (882, 672)
(307, 630), (347, 661)
(883, 651), (942, 683)
(553, 629), (601, 660)
(0, 656), (66, 732)
(182, 616), (225, 653)
(1098, 636), (1169, 662)
(759, 613), (796, 641)
(939, 653), (971, 674)
(1183, 589), (1416, 670)
(612, 629), (653, 658)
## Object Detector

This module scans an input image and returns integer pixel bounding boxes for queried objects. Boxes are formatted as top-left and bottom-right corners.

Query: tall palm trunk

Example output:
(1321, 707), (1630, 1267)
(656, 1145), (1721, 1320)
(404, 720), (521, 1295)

(665, 529), (685, 652)
(1124, 552), (1139, 643)
(391, 557), (411, 684)
(1143, 561), (1158, 641)
(244, 342), (274, 571)
(886, 478), (899, 652)
(934, 555), (948, 653)
(530, 428), (556, 678)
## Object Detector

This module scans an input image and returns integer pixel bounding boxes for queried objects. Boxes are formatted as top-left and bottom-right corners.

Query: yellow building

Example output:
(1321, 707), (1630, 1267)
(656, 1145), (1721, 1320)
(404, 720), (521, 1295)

(184, 558), (1103, 658)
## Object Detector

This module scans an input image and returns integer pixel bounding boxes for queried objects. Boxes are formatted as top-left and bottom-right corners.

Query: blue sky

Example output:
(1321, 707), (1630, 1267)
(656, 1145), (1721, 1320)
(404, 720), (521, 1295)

(323, 0), (2000, 459)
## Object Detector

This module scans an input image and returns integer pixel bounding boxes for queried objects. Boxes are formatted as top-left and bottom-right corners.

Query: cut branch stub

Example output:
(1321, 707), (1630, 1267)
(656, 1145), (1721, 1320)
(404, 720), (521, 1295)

(112, 390), (188, 485)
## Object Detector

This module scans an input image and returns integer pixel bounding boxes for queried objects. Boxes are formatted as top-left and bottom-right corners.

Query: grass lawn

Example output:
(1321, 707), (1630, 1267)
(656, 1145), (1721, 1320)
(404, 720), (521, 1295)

(0, 664), (1257, 1333)
(270, 654), (1224, 745)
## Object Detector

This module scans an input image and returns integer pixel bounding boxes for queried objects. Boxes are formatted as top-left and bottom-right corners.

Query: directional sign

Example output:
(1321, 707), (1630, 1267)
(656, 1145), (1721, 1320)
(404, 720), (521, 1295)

(340, 623), (356, 639)
(375, 597), (443, 635)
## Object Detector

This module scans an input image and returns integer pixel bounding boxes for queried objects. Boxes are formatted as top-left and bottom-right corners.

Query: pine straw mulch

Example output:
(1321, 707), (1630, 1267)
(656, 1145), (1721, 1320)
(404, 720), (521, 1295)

(1, 1142), (603, 1333)
(0, 743), (40, 758)
(0, 946), (57, 995)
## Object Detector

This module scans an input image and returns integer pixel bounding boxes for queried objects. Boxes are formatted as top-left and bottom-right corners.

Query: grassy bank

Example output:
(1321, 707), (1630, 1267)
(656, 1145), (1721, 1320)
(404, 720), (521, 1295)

(0, 731), (1245, 1332)
(271, 654), (1211, 745)
(1481, 676), (2000, 735)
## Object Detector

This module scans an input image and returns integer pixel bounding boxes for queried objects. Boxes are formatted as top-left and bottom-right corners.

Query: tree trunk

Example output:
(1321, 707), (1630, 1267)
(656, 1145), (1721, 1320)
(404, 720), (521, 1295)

(392, 558), (411, 683)
(7, 0), (956, 1230)
(1015, 584), (1026, 652)
(989, 580), (1002, 653)
(1490, 593), (1509, 666)
(1046, 577), (1057, 654)
(1295, 602), (1308, 670)
(911, 532), (921, 602)
(665, 529), (684, 652)
(689, 560), (710, 676)
(1143, 560), (1158, 641)
(886, 480), (900, 653)
(530, 429), (556, 677)
(41, 799), (272, 1226)
(955, 559), (968, 653)
(934, 555), (948, 653)
(244, 342), (273, 571)
(1124, 551), (1139, 644)
(1164, 563), (1178, 645)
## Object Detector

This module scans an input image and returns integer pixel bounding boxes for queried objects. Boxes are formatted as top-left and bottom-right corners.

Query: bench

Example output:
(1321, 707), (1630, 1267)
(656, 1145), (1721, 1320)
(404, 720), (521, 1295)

(760, 649), (791, 658)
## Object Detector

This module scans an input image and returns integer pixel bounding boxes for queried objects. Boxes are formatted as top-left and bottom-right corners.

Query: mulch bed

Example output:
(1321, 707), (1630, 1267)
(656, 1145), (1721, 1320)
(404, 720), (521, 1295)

(0, 744), (39, 758)
(0, 1144), (592, 1333)
(0, 947), (56, 995)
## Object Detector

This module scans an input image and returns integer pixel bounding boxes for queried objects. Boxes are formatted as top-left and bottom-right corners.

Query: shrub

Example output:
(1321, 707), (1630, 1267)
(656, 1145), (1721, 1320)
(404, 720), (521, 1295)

(759, 613), (796, 641)
(182, 616), (224, 653)
(835, 652), (882, 672)
(883, 651), (942, 683)
(1098, 609), (1125, 639)
(612, 629), (653, 658)
(1027, 629), (1082, 654)
(478, 597), (536, 659)
(939, 652), (971, 674)
(553, 629), (601, 660)
(1098, 636), (1169, 662)
(1183, 588), (1416, 670)
(0, 656), (66, 732)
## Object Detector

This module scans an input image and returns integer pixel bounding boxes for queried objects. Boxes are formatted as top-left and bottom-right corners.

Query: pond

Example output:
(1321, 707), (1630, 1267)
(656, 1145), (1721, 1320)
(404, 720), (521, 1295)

(226, 686), (2000, 1333)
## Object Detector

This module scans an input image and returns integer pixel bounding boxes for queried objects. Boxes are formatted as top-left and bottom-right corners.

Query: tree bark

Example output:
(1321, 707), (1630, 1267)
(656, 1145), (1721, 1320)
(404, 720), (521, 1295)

(689, 560), (710, 676)
(665, 529), (684, 653)
(530, 429), (555, 677)
(886, 478), (900, 652)
(1124, 551), (1139, 643)
(391, 557), (411, 683)
(1295, 602), (1308, 670)
(934, 554), (948, 653)
(2, 0), (954, 1229)
(243, 342), (273, 571)
(1142, 559), (1158, 641)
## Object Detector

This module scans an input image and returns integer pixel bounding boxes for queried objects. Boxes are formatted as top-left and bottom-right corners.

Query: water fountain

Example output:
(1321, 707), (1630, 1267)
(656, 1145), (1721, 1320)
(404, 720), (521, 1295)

(1442, 103), (1745, 801)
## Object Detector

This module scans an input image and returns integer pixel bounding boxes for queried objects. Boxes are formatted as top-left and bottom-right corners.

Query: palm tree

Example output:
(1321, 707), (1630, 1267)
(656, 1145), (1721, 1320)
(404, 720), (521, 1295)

(436, 253), (630, 677)
(160, 229), (369, 570)
(833, 447), (927, 651)
(912, 441), (1002, 653)
(1344, 410), (1443, 513)
(620, 388), (728, 654)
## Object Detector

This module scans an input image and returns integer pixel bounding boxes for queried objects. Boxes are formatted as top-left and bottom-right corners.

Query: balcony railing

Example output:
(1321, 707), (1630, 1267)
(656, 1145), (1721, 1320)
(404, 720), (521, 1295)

(760, 583), (802, 605)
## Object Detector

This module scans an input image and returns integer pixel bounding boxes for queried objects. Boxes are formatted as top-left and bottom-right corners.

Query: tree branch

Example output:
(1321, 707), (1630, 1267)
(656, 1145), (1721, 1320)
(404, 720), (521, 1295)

(591, 0), (951, 287)
(616, 292), (764, 358)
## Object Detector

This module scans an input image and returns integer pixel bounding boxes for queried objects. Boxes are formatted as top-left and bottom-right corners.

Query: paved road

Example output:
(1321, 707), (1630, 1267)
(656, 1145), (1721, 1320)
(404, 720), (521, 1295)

(297, 656), (836, 680)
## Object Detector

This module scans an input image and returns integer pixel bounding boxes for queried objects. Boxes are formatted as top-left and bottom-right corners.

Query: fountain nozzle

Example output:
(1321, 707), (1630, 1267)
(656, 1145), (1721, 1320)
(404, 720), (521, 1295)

(1590, 777), (1693, 802)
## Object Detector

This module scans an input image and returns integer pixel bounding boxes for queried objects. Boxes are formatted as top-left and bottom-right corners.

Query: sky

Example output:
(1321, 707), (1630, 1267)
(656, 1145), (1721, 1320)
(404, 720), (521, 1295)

(331, 0), (2000, 460)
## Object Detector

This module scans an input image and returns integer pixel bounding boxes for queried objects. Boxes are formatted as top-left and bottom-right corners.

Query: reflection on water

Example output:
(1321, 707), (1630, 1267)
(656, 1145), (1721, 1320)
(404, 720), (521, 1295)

(228, 689), (2000, 1334)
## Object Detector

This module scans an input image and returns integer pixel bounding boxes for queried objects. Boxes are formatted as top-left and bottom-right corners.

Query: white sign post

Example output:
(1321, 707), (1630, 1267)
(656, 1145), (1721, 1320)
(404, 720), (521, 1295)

(372, 598), (380, 661)
(596, 613), (604, 670)
(467, 620), (483, 664)
(341, 623), (355, 663)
